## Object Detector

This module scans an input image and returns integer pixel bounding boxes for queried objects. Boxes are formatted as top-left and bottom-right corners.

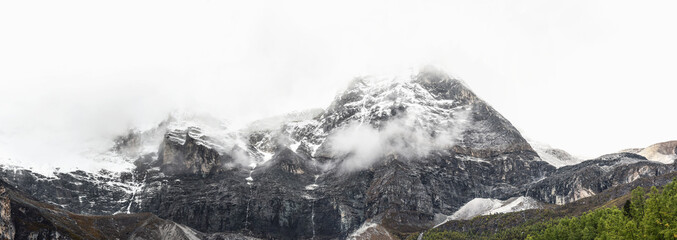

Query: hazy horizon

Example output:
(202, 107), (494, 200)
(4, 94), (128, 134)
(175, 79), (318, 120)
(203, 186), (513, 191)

(1, 0), (676, 170)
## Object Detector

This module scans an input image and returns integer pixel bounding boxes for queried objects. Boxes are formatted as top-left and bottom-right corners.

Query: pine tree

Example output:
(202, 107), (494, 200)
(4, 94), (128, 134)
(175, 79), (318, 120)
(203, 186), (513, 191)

(624, 199), (632, 217)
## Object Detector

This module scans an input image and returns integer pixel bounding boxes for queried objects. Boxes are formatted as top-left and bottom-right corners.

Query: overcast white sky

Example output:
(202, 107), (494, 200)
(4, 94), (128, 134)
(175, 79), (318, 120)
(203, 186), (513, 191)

(1, 0), (676, 168)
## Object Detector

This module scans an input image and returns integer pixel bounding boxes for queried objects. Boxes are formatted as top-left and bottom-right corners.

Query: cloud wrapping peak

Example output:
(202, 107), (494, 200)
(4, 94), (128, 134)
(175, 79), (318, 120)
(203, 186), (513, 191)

(328, 107), (472, 172)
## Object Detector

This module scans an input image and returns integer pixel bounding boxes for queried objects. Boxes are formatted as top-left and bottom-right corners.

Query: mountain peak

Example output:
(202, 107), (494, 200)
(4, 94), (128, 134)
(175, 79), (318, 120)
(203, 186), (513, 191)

(415, 65), (455, 84)
(308, 68), (538, 167)
(413, 66), (477, 103)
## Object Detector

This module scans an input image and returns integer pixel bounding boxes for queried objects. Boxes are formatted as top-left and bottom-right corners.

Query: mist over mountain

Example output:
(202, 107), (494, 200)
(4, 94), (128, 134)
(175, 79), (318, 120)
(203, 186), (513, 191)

(1, 67), (675, 239)
(3, 1), (677, 239)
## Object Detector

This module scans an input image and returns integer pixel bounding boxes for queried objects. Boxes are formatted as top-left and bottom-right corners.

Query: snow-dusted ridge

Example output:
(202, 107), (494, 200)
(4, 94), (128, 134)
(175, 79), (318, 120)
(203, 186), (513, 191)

(0, 68), (546, 176)
(304, 71), (480, 171)
(321, 73), (473, 131)
(529, 141), (583, 168)
(634, 141), (677, 164)
(0, 149), (138, 178)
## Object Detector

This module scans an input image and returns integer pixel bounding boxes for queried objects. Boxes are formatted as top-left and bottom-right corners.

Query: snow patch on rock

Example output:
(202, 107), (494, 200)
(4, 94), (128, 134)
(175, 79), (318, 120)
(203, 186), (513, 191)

(348, 220), (396, 240)
(530, 141), (583, 168)
(447, 196), (542, 221)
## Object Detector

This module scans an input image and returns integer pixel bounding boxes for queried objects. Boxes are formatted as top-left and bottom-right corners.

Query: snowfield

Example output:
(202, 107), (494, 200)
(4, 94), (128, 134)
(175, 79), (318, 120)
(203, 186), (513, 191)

(434, 196), (542, 227)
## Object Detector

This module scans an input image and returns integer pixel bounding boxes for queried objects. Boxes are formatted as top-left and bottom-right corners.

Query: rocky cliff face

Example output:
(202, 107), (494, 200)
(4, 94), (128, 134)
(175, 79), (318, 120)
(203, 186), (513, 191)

(525, 153), (676, 205)
(0, 167), (139, 215)
(0, 68), (675, 239)
(0, 183), (15, 240)
(158, 127), (234, 176)
(0, 179), (259, 240)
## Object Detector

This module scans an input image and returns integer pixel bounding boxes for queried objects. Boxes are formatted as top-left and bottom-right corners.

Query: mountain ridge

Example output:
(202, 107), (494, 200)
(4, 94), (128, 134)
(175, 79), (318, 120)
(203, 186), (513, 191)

(0, 67), (674, 239)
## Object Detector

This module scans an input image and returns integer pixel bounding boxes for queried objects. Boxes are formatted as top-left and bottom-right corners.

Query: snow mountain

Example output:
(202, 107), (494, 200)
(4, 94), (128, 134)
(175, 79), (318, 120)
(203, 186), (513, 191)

(1, 67), (676, 239)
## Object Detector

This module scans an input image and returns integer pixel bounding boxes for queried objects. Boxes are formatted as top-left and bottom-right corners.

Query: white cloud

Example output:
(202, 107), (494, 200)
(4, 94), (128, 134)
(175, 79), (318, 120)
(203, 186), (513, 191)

(328, 109), (471, 171)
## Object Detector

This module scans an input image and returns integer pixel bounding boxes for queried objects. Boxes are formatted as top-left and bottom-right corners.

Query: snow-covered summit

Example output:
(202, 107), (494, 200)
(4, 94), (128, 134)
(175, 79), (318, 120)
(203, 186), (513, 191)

(319, 68), (474, 131)
(309, 67), (536, 163)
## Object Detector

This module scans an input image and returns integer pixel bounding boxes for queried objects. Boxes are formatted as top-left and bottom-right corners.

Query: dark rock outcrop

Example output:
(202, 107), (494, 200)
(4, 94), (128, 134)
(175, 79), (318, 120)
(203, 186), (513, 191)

(0, 168), (137, 215)
(0, 179), (256, 240)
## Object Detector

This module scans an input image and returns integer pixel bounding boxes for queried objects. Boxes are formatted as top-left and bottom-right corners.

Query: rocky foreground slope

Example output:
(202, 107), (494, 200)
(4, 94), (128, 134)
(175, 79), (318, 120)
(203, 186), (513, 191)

(0, 178), (257, 240)
(1, 67), (675, 239)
